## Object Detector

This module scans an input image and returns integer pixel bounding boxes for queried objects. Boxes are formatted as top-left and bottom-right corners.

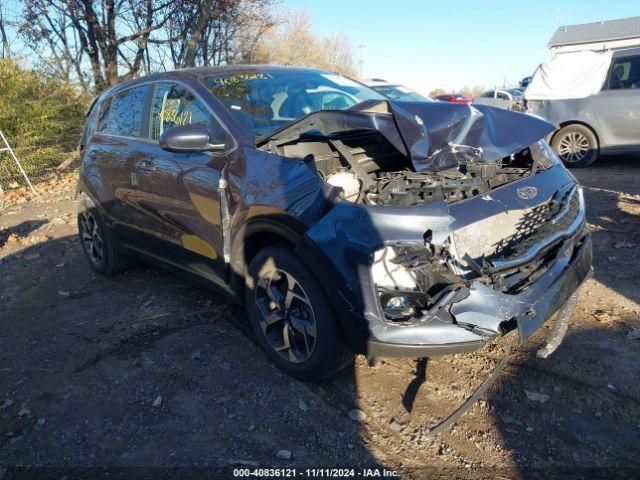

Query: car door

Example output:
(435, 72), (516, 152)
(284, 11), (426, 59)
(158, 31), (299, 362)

(85, 85), (151, 246)
(133, 81), (231, 285)
(590, 54), (640, 150)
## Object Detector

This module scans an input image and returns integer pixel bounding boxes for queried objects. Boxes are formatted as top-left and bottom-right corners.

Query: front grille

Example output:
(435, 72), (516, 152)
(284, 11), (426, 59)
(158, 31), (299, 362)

(495, 228), (588, 294)
(490, 186), (580, 262)
(451, 185), (583, 293)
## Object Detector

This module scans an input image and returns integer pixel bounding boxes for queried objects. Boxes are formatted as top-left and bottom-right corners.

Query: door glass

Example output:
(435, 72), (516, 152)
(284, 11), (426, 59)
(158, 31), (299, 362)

(150, 82), (225, 142)
(97, 98), (112, 133)
(104, 86), (148, 137)
(607, 56), (640, 90)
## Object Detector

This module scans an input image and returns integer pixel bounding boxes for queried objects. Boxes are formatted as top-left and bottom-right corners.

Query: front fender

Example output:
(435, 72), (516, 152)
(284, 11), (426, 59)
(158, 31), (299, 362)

(229, 210), (309, 280)
(302, 200), (455, 353)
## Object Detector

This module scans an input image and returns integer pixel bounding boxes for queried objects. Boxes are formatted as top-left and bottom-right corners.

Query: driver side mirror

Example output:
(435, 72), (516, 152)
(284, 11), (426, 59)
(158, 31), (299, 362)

(159, 123), (229, 153)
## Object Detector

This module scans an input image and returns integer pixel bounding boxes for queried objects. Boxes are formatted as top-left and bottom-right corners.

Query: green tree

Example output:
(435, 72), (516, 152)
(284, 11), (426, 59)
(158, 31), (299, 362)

(0, 59), (88, 181)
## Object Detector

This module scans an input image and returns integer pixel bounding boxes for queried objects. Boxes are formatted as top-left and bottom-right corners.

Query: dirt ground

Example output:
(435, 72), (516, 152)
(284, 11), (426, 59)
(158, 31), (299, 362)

(1, 158), (639, 479)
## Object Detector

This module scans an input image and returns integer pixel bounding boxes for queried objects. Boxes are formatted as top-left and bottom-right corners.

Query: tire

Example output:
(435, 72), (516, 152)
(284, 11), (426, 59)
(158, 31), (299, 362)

(551, 124), (599, 168)
(245, 244), (354, 381)
(77, 201), (131, 275)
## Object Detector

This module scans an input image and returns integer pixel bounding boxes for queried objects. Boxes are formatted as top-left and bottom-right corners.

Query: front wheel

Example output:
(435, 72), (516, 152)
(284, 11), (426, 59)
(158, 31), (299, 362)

(245, 245), (354, 381)
(551, 124), (599, 168)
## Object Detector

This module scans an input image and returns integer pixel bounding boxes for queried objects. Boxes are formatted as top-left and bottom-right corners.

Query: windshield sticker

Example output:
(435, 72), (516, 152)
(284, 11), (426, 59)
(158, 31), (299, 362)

(321, 74), (360, 88)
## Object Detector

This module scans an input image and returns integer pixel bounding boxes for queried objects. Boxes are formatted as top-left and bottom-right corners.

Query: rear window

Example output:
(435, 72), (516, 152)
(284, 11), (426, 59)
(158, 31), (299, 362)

(98, 85), (149, 137)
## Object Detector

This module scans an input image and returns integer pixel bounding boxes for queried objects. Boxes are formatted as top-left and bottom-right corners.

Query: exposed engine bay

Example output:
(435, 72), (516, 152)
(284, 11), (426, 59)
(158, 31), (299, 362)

(262, 129), (554, 206)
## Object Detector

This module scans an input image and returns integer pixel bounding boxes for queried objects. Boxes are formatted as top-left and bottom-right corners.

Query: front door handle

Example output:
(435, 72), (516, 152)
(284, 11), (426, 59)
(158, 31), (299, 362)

(137, 159), (156, 172)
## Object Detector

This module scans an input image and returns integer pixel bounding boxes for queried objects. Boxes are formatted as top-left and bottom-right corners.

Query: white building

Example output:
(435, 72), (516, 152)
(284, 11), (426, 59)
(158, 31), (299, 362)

(549, 16), (640, 55)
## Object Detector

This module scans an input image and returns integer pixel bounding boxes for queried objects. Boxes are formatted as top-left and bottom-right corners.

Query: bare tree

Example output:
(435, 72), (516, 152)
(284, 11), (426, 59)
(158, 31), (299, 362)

(18, 0), (177, 91)
(253, 11), (357, 77)
(17, 0), (277, 89)
(14, 1), (354, 92)
(0, 3), (10, 58)
(154, 0), (276, 70)
(183, 0), (217, 67)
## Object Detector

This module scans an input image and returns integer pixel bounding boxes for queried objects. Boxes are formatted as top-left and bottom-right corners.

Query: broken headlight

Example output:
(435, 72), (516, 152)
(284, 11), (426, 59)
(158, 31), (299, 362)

(371, 242), (461, 322)
(379, 290), (430, 321)
(531, 140), (561, 167)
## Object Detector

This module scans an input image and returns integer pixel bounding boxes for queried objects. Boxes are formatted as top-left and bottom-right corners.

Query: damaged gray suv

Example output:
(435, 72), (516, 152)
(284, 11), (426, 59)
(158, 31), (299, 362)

(77, 66), (592, 382)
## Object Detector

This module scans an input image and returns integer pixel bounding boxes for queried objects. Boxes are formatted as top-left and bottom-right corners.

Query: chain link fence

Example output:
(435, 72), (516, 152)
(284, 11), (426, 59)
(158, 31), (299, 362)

(0, 131), (81, 197)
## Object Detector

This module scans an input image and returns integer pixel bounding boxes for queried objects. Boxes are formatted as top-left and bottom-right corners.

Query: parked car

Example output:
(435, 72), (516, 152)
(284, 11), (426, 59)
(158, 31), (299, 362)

(472, 88), (525, 112)
(433, 93), (470, 103)
(365, 78), (435, 102)
(77, 66), (592, 383)
(527, 47), (640, 167)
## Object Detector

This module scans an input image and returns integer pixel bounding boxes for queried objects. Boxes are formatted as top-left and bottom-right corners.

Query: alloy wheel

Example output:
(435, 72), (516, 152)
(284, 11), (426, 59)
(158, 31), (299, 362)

(79, 211), (104, 267)
(556, 131), (590, 163)
(254, 268), (317, 363)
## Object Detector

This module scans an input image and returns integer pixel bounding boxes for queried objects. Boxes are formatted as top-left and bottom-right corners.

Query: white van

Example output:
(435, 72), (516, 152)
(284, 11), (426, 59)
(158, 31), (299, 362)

(526, 47), (640, 167)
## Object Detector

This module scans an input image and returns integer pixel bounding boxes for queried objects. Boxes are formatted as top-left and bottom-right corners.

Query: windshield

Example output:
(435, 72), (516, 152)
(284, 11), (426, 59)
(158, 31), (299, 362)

(202, 70), (385, 137)
(371, 84), (431, 102)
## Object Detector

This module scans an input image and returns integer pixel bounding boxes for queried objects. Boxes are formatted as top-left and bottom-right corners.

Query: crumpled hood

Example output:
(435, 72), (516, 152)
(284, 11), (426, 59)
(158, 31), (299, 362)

(360, 100), (556, 171)
(262, 100), (555, 172)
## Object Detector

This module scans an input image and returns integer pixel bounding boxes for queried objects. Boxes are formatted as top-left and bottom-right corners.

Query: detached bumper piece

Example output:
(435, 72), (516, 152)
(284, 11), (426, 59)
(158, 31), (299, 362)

(422, 277), (586, 438)
(536, 288), (581, 359)
(424, 342), (511, 439)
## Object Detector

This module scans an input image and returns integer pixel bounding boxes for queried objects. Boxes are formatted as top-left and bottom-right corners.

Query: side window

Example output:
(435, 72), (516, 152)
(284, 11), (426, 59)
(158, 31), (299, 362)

(497, 92), (509, 100)
(103, 86), (148, 137)
(150, 82), (227, 142)
(97, 98), (111, 133)
(607, 56), (640, 90)
(81, 102), (100, 144)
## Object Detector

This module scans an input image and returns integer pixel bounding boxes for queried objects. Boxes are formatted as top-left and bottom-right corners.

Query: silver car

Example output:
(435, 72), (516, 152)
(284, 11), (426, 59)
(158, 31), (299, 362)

(473, 88), (525, 112)
(527, 47), (640, 167)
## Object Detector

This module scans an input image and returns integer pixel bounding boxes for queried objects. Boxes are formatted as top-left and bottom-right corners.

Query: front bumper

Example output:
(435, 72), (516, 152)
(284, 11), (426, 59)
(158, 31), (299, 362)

(367, 232), (592, 358)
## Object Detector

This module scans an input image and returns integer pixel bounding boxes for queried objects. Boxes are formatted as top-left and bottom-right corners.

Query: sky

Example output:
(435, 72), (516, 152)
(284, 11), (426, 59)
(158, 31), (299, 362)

(282, 0), (639, 95)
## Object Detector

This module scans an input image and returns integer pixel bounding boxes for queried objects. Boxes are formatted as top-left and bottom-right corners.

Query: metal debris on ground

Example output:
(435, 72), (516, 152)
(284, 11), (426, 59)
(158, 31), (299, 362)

(347, 409), (367, 422)
(525, 390), (550, 404)
(275, 449), (292, 460)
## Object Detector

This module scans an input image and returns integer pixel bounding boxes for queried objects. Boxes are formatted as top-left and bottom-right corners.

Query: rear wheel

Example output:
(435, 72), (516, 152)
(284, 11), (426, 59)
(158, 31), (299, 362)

(245, 245), (353, 381)
(78, 201), (131, 275)
(551, 124), (599, 168)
